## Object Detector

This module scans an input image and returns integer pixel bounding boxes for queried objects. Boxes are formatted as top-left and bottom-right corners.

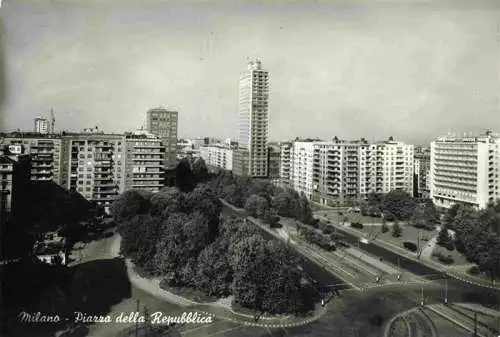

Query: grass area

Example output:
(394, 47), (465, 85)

(318, 210), (382, 226)
(159, 281), (219, 304)
(431, 244), (470, 266)
(358, 222), (435, 249)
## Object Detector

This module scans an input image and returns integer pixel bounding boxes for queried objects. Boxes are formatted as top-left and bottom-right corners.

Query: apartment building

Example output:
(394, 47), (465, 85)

(268, 144), (281, 182)
(279, 142), (293, 186)
(124, 131), (165, 193)
(0, 145), (31, 227)
(236, 60), (269, 177)
(284, 138), (414, 205)
(62, 133), (125, 211)
(414, 148), (431, 198)
(0, 133), (64, 185)
(34, 118), (50, 134)
(430, 131), (500, 210)
(200, 145), (233, 171)
(146, 107), (178, 168)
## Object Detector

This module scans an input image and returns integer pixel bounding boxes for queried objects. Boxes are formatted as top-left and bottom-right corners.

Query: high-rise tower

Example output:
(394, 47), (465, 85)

(235, 60), (269, 177)
(146, 107), (178, 168)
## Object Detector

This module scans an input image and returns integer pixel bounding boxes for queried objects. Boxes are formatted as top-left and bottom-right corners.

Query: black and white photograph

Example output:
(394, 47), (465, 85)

(1, 1), (500, 336)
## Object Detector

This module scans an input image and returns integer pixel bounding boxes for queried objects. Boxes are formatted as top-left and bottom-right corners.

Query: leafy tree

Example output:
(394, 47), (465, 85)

(182, 211), (212, 260)
(381, 220), (389, 233)
(298, 193), (314, 225)
(437, 227), (451, 246)
(271, 193), (294, 217)
(155, 213), (190, 281)
(223, 184), (246, 208)
(195, 237), (233, 297)
(411, 204), (435, 230)
(383, 210), (396, 222)
(190, 157), (210, 183)
(111, 190), (151, 222)
(381, 190), (416, 220)
(368, 205), (381, 217)
(183, 184), (222, 240)
(245, 194), (270, 219)
(230, 235), (269, 310)
(150, 187), (183, 217)
(119, 214), (162, 272)
(392, 221), (402, 238)
(175, 158), (197, 192)
(366, 192), (384, 206)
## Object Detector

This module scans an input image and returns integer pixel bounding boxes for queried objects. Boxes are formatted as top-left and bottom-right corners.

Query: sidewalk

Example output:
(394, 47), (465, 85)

(426, 304), (496, 337)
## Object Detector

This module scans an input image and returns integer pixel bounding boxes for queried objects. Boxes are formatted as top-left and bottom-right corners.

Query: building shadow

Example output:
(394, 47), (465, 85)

(0, 257), (132, 336)
(2, 181), (93, 260)
(0, 18), (6, 131)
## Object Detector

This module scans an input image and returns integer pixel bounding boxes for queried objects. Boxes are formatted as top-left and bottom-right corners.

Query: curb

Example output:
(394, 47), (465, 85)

(426, 305), (488, 337)
(325, 220), (500, 291)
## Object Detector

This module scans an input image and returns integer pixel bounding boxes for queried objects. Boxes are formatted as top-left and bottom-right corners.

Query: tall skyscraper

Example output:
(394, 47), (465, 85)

(235, 60), (269, 177)
(146, 107), (178, 168)
(34, 118), (50, 134)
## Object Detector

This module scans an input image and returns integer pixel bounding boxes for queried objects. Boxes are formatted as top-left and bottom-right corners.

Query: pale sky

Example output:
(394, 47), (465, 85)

(1, 0), (500, 144)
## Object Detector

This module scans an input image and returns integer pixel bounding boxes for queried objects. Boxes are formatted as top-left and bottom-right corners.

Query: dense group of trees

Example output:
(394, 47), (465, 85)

(444, 202), (500, 278)
(298, 225), (336, 252)
(113, 184), (316, 315)
(210, 170), (315, 226)
(360, 191), (419, 221)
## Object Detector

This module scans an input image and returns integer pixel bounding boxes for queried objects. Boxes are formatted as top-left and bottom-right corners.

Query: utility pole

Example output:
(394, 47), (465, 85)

(420, 283), (424, 306)
(473, 312), (477, 337)
(417, 229), (421, 259)
(397, 257), (402, 280)
(444, 276), (448, 305)
(135, 299), (139, 337)
(144, 306), (149, 337)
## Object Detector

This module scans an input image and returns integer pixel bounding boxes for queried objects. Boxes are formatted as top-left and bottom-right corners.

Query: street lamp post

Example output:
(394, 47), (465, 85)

(397, 257), (402, 280)
(444, 276), (448, 305)
(420, 283), (424, 306)
(417, 229), (421, 259)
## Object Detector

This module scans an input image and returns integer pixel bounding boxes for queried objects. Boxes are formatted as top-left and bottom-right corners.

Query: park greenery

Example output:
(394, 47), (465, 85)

(112, 159), (317, 315)
(209, 169), (316, 226)
(444, 202), (500, 278)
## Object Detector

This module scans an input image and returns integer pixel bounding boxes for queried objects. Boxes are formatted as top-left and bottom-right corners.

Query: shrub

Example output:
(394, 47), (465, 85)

(392, 222), (402, 238)
(381, 223), (389, 233)
(322, 227), (332, 235)
(350, 222), (364, 229)
(310, 219), (320, 229)
(403, 241), (418, 252)
(445, 242), (454, 251)
(468, 266), (480, 275)
(436, 253), (454, 265)
(383, 211), (395, 222)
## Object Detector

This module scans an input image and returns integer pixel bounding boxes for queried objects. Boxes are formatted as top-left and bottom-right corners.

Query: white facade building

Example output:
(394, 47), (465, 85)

(291, 142), (315, 199)
(282, 138), (414, 205)
(279, 142), (293, 185)
(34, 118), (50, 134)
(430, 131), (500, 210)
(236, 60), (269, 177)
(199, 145), (233, 171)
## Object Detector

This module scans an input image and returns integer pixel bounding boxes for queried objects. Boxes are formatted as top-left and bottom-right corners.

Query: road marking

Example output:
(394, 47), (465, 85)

(180, 323), (216, 335)
(199, 325), (244, 337)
